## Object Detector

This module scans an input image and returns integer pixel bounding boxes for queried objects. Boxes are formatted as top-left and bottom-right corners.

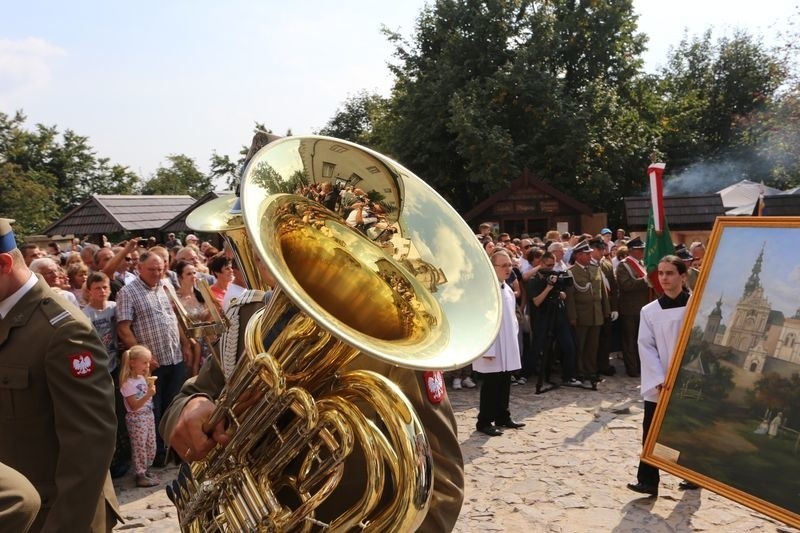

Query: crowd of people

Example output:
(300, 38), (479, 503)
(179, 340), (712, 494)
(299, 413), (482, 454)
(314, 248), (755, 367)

(1, 208), (709, 530)
(17, 231), (241, 488)
(449, 223), (705, 439)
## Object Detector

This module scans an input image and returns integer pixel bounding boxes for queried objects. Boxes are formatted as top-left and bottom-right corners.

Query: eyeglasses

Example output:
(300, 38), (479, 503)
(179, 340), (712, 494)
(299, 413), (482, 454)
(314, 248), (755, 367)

(493, 263), (513, 268)
(124, 257), (133, 261)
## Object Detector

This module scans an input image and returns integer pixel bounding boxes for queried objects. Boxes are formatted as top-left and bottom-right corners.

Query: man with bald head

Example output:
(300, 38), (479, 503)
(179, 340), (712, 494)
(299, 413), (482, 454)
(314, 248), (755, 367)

(0, 219), (119, 531)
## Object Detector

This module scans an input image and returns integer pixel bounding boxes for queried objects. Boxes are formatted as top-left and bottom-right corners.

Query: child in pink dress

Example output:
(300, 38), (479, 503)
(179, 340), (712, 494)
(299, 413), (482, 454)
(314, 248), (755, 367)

(119, 345), (159, 487)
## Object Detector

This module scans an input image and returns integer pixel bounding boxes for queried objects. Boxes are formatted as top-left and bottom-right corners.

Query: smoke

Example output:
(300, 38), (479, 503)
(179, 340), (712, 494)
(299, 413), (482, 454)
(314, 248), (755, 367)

(662, 159), (753, 196)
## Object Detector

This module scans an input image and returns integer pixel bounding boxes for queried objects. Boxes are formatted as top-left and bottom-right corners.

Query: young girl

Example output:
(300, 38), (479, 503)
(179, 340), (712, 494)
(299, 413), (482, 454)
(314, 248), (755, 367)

(119, 345), (160, 487)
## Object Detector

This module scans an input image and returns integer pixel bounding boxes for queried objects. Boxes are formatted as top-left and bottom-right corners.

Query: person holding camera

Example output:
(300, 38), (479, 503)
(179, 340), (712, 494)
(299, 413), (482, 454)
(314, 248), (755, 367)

(345, 198), (378, 234)
(529, 251), (580, 386)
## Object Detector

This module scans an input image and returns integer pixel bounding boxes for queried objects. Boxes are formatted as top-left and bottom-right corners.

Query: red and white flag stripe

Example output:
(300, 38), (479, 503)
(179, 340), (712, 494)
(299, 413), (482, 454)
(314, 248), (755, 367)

(648, 162), (666, 232)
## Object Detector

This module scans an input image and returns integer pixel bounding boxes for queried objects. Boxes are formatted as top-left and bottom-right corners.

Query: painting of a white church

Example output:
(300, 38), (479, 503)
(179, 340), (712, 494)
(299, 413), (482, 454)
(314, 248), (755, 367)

(702, 243), (800, 377)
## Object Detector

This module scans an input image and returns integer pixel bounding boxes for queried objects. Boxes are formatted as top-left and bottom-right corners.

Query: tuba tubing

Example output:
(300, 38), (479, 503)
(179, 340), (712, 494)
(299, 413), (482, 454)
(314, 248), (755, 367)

(173, 135), (501, 531)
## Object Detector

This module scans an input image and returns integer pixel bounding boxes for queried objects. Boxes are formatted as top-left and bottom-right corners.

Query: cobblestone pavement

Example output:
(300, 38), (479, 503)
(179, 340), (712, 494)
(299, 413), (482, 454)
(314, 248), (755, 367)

(113, 360), (798, 532)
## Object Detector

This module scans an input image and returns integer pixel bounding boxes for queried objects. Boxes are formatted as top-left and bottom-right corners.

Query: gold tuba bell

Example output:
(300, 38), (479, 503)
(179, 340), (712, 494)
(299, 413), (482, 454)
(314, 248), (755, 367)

(168, 136), (501, 531)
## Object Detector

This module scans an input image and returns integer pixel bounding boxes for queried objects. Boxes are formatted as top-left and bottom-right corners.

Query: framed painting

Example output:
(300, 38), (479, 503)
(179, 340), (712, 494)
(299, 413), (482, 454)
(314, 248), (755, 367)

(643, 216), (800, 529)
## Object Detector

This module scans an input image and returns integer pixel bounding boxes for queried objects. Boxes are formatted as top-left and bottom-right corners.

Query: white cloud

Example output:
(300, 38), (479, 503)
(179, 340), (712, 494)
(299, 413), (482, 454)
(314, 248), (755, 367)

(0, 37), (65, 101)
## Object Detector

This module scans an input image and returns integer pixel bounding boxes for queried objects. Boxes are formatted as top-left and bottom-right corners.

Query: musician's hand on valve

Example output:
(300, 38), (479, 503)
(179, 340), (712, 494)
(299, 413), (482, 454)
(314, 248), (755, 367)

(170, 396), (229, 462)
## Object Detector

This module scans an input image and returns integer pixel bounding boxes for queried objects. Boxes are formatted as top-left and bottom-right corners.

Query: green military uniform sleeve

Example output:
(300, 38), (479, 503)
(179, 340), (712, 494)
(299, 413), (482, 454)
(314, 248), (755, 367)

(41, 297), (119, 531)
(159, 355), (226, 452)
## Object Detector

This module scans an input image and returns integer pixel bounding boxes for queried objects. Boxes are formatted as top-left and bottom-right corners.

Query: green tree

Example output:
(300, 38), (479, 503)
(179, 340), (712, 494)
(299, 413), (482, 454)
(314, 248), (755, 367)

(0, 111), (139, 221)
(208, 125), (281, 190)
(209, 152), (240, 190)
(381, 0), (651, 218)
(0, 163), (58, 238)
(317, 91), (390, 148)
(656, 31), (786, 175)
(749, 372), (800, 414)
(142, 154), (210, 198)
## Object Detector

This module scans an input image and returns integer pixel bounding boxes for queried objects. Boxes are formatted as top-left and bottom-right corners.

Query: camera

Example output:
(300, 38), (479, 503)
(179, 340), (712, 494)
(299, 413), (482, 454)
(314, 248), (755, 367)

(538, 269), (573, 290)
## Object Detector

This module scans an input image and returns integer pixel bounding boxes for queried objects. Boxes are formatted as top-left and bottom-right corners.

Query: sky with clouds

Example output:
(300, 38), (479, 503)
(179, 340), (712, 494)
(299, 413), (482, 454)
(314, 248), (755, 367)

(693, 225), (800, 331)
(1, 0), (796, 180)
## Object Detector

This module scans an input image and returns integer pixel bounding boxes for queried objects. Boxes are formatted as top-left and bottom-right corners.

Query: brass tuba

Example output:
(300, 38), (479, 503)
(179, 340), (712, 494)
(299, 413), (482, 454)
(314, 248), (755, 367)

(168, 136), (501, 531)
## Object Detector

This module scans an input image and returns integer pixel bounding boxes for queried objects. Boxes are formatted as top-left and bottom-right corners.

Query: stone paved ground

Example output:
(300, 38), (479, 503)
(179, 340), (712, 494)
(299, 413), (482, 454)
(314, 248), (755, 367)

(113, 360), (799, 532)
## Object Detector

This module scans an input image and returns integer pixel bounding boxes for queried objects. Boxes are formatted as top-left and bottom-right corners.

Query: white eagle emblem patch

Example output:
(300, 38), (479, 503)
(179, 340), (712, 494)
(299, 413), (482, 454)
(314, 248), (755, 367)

(69, 352), (95, 378)
(423, 371), (445, 404)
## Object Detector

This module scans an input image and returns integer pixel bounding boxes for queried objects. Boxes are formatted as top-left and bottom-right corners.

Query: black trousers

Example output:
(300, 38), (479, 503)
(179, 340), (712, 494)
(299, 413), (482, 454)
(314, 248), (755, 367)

(596, 318), (613, 373)
(637, 400), (659, 486)
(532, 307), (577, 380)
(619, 314), (641, 375)
(477, 371), (512, 427)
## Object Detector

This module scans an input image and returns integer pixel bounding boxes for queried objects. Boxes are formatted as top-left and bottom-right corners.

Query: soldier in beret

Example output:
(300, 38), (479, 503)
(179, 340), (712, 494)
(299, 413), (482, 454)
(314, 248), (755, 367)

(0, 219), (120, 532)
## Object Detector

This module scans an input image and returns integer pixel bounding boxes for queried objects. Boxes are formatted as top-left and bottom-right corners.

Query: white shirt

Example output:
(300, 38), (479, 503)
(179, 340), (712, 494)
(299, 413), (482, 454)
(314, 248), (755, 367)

(638, 296), (688, 402)
(472, 282), (522, 373)
(222, 283), (246, 312)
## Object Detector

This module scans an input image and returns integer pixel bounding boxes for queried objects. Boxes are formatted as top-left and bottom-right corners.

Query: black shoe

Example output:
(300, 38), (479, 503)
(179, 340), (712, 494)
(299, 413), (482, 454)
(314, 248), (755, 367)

(109, 460), (130, 479)
(152, 452), (167, 468)
(497, 419), (526, 429)
(626, 482), (658, 496)
(678, 480), (699, 490)
(476, 424), (503, 436)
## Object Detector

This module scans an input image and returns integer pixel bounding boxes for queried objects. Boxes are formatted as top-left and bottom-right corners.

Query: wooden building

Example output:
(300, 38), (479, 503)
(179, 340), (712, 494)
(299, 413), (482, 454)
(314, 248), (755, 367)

(623, 195), (726, 245)
(462, 170), (607, 237)
(41, 194), (196, 241)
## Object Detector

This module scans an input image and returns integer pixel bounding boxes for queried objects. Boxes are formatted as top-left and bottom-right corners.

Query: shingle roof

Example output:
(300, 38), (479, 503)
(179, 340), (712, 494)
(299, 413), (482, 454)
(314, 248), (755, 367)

(42, 194), (196, 236)
(762, 194), (800, 216)
(160, 191), (234, 233)
(624, 195), (726, 230)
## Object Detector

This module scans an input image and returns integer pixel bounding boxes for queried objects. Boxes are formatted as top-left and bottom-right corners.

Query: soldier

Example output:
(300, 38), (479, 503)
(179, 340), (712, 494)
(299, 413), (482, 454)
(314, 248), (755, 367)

(0, 461), (40, 532)
(566, 241), (609, 387)
(589, 238), (619, 376)
(615, 236), (651, 377)
(0, 219), (120, 532)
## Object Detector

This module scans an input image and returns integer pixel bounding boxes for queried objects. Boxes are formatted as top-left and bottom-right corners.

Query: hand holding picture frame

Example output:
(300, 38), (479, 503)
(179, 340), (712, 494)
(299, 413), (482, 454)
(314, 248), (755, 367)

(643, 216), (800, 529)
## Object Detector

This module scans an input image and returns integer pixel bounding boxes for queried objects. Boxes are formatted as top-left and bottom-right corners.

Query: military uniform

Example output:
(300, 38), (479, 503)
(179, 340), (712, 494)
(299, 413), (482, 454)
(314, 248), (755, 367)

(160, 293), (464, 532)
(0, 460), (40, 532)
(596, 256), (618, 374)
(616, 257), (650, 376)
(687, 266), (700, 292)
(0, 277), (120, 532)
(566, 261), (609, 381)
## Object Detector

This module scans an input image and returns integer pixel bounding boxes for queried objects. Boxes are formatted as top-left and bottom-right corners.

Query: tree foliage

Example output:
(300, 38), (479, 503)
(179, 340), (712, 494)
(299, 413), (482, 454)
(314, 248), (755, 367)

(656, 31), (786, 177)
(749, 372), (800, 415)
(316, 91), (389, 148)
(373, 0), (655, 218)
(317, 1), (797, 221)
(0, 111), (141, 236)
(141, 154), (210, 198)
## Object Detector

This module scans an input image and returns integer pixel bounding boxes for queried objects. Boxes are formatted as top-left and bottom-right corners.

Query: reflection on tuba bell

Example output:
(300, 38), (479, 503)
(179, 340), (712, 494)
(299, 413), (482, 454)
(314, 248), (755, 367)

(167, 136), (501, 531)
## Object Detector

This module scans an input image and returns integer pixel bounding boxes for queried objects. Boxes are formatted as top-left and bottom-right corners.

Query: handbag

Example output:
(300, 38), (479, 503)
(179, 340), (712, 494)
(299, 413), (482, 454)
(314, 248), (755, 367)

(516, 305), (531, 334)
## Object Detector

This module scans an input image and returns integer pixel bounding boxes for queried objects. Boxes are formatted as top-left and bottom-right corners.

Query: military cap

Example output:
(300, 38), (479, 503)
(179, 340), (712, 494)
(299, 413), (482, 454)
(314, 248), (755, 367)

(627, 236), (645, 249)
(0, 218), (17, 253)
(572, 240), (592, 254)
(674, 244), (693, 261)
(588, 238), (606, 250)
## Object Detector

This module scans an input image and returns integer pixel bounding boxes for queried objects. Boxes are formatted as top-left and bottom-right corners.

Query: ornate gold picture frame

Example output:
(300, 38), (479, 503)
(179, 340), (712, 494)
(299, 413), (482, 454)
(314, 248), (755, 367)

(642, 216), (800, 529)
